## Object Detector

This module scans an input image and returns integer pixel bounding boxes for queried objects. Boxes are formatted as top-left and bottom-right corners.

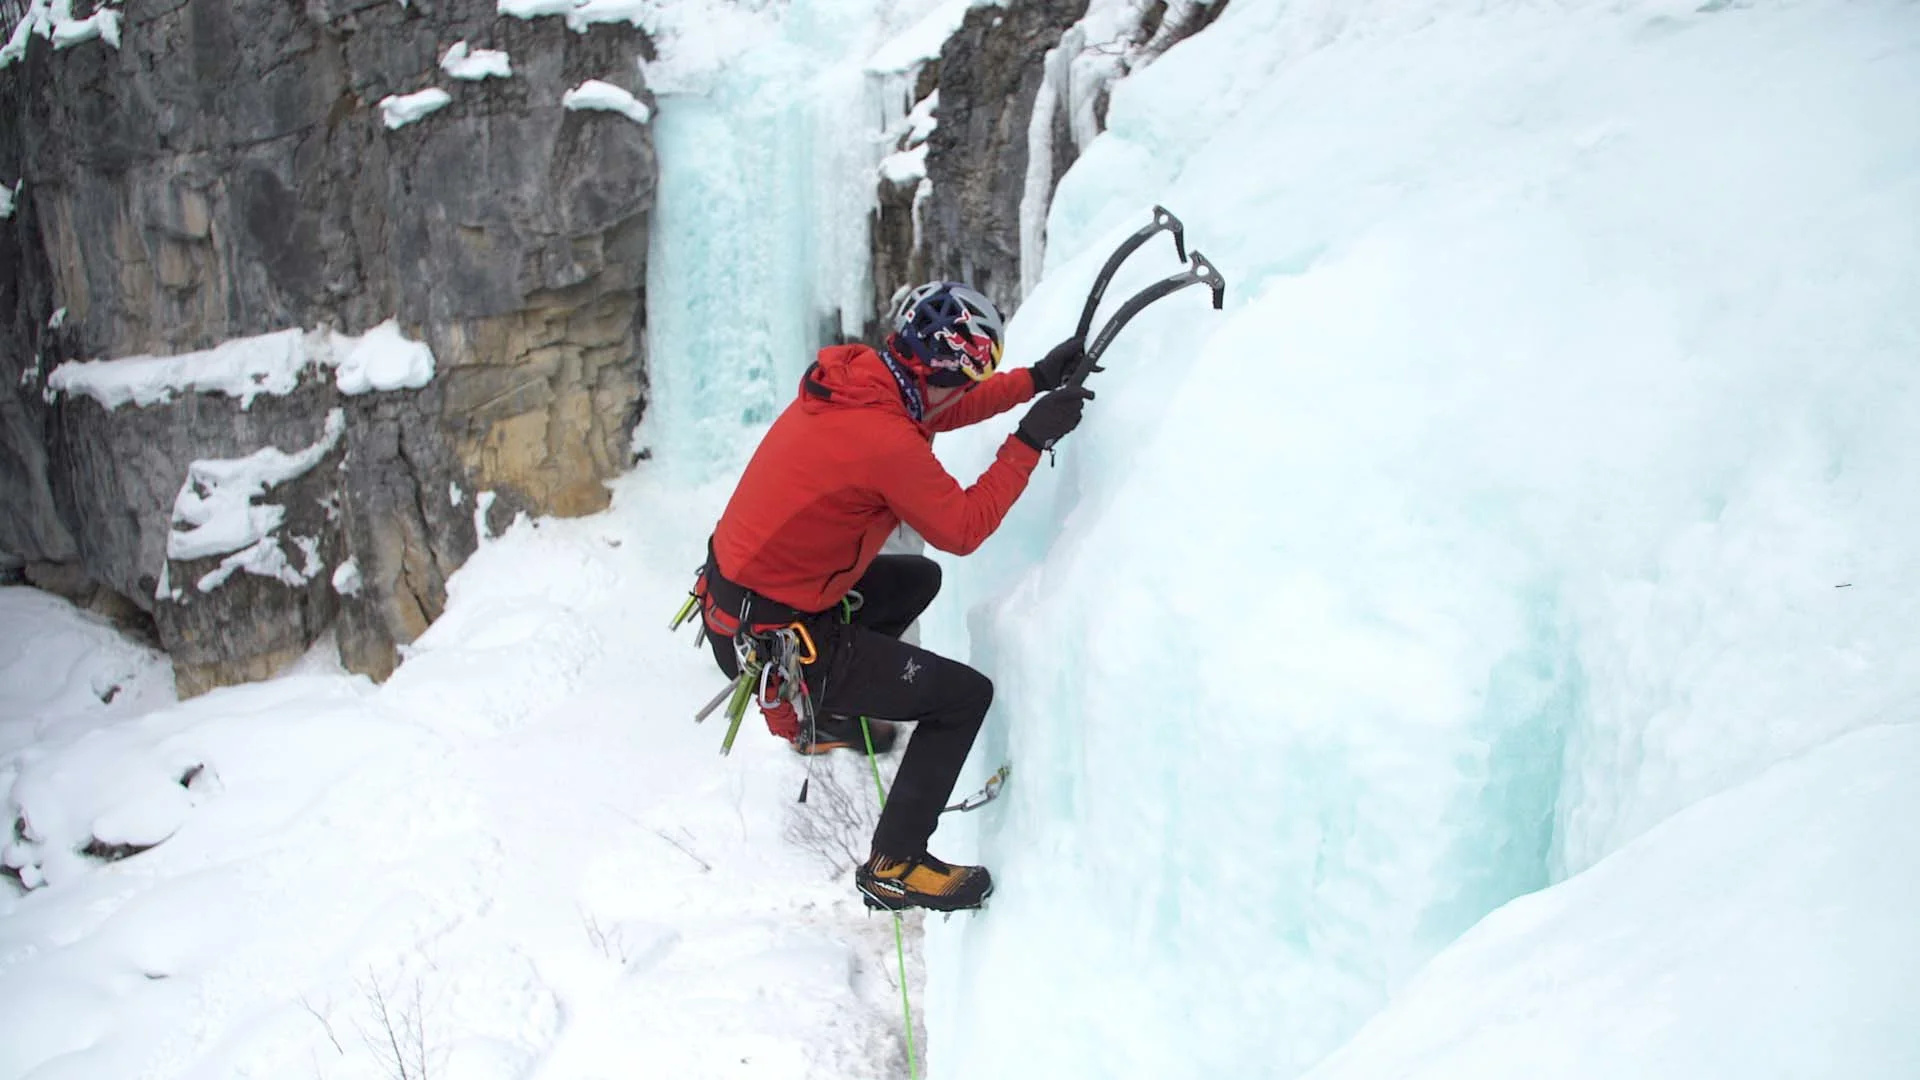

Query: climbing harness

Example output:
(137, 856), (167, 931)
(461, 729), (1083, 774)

(671, 557), (823, 755)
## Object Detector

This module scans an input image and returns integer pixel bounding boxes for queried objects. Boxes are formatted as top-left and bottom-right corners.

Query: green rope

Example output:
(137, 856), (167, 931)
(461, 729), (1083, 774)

(861, 716), (919, 1080)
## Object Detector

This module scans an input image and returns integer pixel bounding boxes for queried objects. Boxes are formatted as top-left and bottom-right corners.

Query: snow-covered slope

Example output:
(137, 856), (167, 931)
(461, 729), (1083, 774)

(921, 1), (1920, 1076)
(0, 474), (920, 1079)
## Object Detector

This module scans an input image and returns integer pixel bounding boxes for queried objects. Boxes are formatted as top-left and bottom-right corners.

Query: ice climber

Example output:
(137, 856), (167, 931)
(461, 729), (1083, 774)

(692, 282), (1093, 912)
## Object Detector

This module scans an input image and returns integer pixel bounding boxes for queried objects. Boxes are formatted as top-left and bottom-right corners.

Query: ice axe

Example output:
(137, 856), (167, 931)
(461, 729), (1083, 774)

(1065, 205), (1227, 389)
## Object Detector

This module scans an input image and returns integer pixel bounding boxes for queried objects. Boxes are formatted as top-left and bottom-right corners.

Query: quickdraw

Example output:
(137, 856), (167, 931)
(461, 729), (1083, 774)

(942, 763), (1011, 814)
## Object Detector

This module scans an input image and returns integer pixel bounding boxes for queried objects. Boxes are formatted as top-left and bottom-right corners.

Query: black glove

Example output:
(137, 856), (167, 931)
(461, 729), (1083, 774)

(1030, 336), (1094, 392)
(1015, 387), (1095, 451)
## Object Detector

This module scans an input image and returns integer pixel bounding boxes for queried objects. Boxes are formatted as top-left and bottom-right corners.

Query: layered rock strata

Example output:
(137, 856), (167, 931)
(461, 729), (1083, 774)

(1, 0), (656, 692)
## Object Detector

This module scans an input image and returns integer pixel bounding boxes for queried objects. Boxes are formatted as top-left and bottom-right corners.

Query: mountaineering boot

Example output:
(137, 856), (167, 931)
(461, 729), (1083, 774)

(794, 715), (897, 756)
(856, 851), (993, 912)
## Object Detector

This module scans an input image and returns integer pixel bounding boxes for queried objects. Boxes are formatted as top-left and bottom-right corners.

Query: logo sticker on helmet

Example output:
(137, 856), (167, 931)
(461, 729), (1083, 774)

(890, 281), (1005, 383)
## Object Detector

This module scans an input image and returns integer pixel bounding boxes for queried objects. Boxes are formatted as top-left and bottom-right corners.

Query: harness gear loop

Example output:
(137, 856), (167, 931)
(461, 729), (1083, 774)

(675, 550), (835, 754)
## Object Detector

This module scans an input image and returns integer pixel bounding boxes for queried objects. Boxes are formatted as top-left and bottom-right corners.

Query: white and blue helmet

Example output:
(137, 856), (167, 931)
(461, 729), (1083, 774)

(887, 281), (1005, 387)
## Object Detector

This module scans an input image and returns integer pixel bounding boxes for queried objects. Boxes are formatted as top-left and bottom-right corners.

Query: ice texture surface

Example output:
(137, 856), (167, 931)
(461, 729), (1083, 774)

(643, 0), (960, 479)
(919, 1), (1920, 1077)
(1300, 722), (1920, 1080)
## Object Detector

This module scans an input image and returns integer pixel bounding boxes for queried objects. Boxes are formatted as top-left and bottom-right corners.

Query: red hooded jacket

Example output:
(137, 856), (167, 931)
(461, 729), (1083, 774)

(711, 343), (1041, 613)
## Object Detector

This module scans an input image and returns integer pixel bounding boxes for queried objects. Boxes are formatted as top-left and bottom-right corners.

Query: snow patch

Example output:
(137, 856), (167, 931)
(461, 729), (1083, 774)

(441, 40), (512, 81)
(379, 87), (453, 130)
(905, 90), (938, 146)
(0, 179), (19, 219)
(562, 79), (652, 124)
(46, 321), (438, 410)
(332, 319), (436, 394)
(1, 0), (122, 69)
(878, 142), (928, 186)
(495, 0), (582, 24)
(450, 482), (465, 507)
(0, 586), (174, 744)
(168, 409), (345, 570)
(47, 328), (309, 410)
(473, 490), (498, 543)
(331, 558), (362, 596)
(865, 0), (977, 73)
(3, 721), (202, 891)
(48, 306), (65, 329)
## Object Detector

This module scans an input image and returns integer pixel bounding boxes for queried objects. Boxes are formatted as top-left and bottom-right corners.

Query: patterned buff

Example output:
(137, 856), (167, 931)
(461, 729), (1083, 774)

(878, 345), (927, 423)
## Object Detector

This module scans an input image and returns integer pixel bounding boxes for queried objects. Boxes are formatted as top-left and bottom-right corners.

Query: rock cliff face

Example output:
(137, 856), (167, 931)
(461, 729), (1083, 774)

(0, 0), (1222, 697)
(1, 0), (655, 692)
(920, 0), (1089, 319)
(882, 0), (1229, 323)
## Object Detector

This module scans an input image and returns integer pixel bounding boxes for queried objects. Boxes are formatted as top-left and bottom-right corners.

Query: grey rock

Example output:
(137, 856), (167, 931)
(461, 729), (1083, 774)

(903, 0), (1229, 321)
(1, 1), (656, 694)
(922, 0), (1090, 319)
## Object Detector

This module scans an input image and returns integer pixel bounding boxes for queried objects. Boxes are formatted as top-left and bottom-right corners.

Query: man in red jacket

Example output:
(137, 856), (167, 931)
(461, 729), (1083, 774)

(699, 281), (1092, 911)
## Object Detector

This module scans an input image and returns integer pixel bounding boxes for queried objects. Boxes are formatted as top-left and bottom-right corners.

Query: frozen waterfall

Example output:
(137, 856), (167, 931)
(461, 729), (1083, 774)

(639, 0), (1920, 1077)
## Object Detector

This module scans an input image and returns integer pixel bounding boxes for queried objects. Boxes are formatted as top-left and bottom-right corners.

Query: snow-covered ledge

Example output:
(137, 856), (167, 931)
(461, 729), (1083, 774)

(46, 320), (438, 411)
(562, 79), (652, 124)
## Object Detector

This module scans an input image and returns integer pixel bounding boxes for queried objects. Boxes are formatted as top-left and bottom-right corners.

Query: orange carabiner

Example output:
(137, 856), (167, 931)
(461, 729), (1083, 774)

(785, 622), (818, 665)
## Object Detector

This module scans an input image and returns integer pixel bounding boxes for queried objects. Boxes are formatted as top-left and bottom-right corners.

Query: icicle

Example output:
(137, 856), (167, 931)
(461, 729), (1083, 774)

(1020, 42), (1070, 300)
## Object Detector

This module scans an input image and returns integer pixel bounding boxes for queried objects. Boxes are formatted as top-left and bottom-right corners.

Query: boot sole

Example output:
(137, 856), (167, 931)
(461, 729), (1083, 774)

(792, 740), (895, 756)
(857, 878), (994, 913)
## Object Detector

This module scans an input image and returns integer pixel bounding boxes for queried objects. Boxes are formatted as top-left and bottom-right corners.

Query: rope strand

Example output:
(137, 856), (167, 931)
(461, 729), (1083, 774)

(861, 716), (919, 1080)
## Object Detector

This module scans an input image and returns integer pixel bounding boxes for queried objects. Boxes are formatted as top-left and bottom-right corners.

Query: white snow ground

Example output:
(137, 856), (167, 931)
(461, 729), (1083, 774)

(1, 472), (925, 1079)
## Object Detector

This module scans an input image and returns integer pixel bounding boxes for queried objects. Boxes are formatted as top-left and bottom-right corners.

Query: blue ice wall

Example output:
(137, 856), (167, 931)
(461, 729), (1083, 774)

(917, 2), (1920, 1077)
(642, 0), (931, 481)
(646, 91), (811, 480)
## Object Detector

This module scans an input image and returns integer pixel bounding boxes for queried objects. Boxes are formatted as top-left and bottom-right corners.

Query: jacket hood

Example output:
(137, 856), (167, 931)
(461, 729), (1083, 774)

(800, 343), (925, 422)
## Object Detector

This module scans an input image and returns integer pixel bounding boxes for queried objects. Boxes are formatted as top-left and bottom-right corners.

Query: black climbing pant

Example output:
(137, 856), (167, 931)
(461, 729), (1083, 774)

(705, 553), (991, 858)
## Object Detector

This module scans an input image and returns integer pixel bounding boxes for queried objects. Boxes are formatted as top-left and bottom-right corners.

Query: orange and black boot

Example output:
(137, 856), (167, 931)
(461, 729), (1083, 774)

(856, 851), (993, 912)
(794, 715), (898, 756)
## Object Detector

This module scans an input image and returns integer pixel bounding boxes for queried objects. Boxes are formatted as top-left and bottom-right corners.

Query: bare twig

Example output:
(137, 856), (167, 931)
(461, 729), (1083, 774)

(300, 996), (344, 1056)
(784, 759), (879, 878)
(355, 971), (430, 1080)
(581, 907), (632, 965)
(602, 804), (713, 872)
(651, 827), (712, 873)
